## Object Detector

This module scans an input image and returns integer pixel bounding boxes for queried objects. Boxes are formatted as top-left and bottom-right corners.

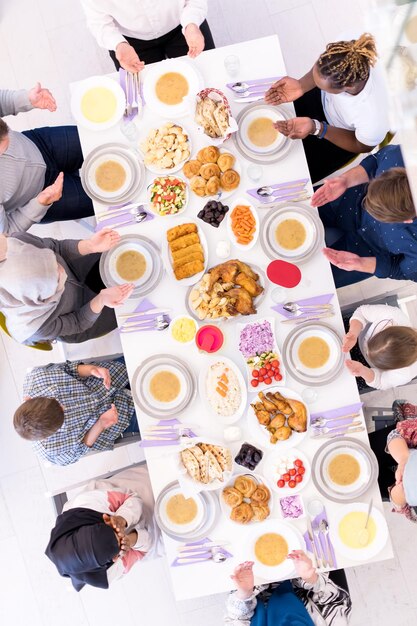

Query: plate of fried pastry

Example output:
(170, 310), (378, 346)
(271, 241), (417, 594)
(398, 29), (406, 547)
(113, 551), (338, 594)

(248, 387), (309, 449)
(183, 145), (241, 199)
(179, 441), (233, 492)
(187, 259), (265, 321)
(162, 222), (208, 284)
(221, 474), (272, 525)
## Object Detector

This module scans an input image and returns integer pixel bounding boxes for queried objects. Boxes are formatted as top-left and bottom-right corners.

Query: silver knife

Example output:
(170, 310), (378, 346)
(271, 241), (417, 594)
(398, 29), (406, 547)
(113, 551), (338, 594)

(234, 95), (264, 103)
(306, 517), (321, 568)
(312, 425), (365, 440)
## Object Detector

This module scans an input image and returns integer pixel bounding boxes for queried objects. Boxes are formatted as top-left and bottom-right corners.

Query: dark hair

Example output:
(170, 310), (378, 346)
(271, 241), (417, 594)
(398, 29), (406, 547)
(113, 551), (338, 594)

(317, 33), (377, 88)
(0, 118), (9, 141)
(367, 326), (417, 370)
(364, 167), (415, 222)
(13, 397), (64, 440)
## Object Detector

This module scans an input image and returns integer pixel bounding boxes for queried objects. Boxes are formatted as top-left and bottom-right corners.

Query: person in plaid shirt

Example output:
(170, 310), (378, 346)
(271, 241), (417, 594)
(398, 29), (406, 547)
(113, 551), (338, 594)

(14, 359), (139, 465)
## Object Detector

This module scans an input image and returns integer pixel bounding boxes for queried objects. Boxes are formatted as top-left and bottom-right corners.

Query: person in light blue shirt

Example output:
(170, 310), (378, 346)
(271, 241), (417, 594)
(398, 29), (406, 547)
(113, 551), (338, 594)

(311, 145), (416, 287)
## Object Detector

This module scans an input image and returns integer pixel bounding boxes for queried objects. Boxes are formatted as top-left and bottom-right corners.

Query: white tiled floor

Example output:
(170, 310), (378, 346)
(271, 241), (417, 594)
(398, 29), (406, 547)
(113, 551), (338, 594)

(1, 1), (417, 624)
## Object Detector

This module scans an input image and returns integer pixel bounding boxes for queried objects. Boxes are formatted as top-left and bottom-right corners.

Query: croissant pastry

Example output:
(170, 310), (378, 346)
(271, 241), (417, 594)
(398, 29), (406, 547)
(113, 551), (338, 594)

(190, 175), (207, 197)
(183, 159), (202, 178)
(220, 169), (240, 191)
(251, 504), (270, 522)
(234, 475), (257, 498)
(217, 153), (235, 172)
(251, 484), (271, 504)
(205, 175), (220, 195)
(222, 486), (243, 508)
(200, 145), (220, 164)
(200, 162), (221, 180)
(230, 502), (253, 524)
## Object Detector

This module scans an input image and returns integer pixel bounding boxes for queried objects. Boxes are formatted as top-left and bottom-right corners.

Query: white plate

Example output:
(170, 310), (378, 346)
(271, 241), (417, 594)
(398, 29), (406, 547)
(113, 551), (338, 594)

(292, 327), (341, 378)
(198, 356), (248, 425)
(269, 210), (315, 257)
(237, 317), (286, 391)
(162, 222), (208, 287)
(247, 386), (310, 450)
(219, 472), (273, 525)
(142, 363), (188, 412)
(240, 107), (287, 154)
(148, 175), (189, 217)
(71, 76), (126, 131)
(322, 445), (371, 496)
(177, 440), (233, 493)
(158, 486), (205, 535)
(226, 197), (260, 250)
(330, 503), (389, 562)
(264, 448), (311, 495)
(87, 152), (133, 200)
(107, 240), (153, 287)
(246, 519), (304, 581)
(139, 123), (192, 175)
(142, 58), (202, 118)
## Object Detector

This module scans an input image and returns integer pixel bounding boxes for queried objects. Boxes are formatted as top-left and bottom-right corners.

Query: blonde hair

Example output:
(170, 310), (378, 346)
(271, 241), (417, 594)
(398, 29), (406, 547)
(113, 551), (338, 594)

(317, 33), (378, 88)
(367, 326), (417, 370)
(364, 167), (415, 223)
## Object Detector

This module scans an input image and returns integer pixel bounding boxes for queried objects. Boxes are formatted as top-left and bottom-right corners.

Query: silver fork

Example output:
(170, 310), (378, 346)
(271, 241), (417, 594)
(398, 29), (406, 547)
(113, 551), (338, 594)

(130, 72), (138, 112)
(125, 72), (132, 116)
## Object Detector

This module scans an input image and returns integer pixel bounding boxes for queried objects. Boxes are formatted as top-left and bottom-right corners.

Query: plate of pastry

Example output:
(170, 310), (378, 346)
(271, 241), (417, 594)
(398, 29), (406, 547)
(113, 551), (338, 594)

(162, 222), (208, 285)
(198, 355), (247, 425)
(220, 473), (272, 524)
(178, 441), (234, 492)
(246, 519), (305, 581)
(186, 260), (265, 322)
(142, 58), (203, 118)
(182, 145), (241, 199)
(247, 386), (309, 449)
(99, 234), (164, 298)
(282, 322), (344, 386)
(71, 76), (126, 131)
(139, 122), (191, 174)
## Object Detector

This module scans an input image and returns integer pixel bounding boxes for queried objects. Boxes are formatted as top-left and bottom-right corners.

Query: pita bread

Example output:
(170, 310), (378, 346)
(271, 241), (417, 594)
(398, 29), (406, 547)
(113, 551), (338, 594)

(189, 445), (210, 484)
(205, 450), (223, 481)
(213, 104), (229, 135)
(181, 449), (200, 482)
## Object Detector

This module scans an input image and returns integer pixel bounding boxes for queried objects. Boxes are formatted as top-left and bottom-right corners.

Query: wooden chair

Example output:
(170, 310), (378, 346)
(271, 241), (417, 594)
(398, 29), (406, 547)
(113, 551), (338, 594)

(0, 311), (53, 351)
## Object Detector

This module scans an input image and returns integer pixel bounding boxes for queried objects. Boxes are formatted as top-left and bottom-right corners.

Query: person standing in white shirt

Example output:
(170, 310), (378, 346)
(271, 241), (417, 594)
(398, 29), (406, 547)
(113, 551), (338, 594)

(265, 34), (390, 183)
(343, 304), (417, 390)
(81, 0), (214, 72)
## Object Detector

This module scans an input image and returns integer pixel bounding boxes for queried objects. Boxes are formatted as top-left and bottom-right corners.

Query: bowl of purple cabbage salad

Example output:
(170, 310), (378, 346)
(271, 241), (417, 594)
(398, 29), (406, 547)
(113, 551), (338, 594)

(238, 317), (285, 389)
(279, 494), (305, 519)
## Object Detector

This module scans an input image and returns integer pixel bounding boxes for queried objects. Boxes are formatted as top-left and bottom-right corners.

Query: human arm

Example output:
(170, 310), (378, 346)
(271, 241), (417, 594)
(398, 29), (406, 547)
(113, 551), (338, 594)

(181, 1), (207, 58)
(387, 433), (410, 470)
(265, 68), (316, 105)
(311, 164), (370, 207)
(323, 248), (376, 275)
(83, 403), (118, 447)
(78, 228), (121, 255)
(225, 562), (258, 625)
(0, 85), (56, 117)
(77, 364), (111, 390)
(342, 317), (364, 353)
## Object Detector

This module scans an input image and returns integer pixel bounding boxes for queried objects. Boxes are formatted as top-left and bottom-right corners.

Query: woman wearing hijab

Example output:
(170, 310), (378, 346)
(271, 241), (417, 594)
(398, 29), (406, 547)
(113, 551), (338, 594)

(0, 228), (133, 345)
(45, 466), (158, 590)
(225, 552), (351, 625)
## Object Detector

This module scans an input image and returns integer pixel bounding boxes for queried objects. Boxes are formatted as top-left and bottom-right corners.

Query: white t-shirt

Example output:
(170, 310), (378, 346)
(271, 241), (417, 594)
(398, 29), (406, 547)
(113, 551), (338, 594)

(350, 304), (417, 390)
(321, 63), (390, 147)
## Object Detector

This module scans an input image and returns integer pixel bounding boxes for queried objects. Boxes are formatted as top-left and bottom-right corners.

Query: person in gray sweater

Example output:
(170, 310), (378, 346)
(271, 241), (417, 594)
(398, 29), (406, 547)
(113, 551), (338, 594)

(0, 228), (134, 344)
(0, 84), (94, 233)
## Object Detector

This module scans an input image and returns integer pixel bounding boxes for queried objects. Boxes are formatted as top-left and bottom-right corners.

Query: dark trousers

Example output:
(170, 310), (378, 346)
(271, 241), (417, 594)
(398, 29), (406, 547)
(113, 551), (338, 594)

(368, 425), (396, 500)
(22, 126), (94, 223)
(294, 88), (356, 184)
(109, 20), (215, 69)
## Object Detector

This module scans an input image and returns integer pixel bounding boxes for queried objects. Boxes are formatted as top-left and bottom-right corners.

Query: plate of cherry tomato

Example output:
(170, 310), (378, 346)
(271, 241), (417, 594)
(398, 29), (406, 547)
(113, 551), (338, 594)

(263, 449), (311, 495)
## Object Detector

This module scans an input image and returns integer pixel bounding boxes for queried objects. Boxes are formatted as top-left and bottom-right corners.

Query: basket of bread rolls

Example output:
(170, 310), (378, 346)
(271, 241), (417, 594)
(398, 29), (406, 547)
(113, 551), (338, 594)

(195, 88), (238, 144)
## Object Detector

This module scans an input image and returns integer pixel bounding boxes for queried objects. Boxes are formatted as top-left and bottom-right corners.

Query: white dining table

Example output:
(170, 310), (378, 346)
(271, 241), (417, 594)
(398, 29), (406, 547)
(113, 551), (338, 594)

(73, 35), (393, 601)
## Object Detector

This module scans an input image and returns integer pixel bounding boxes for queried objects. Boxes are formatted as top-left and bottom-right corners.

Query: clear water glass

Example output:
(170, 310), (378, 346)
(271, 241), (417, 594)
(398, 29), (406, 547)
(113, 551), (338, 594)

(301, 387), (318, 404)
(120, 118), (140, 147)
(247, 164), (263, 182)
(224, 54), (240, 77)
(271, 286), (287, 303)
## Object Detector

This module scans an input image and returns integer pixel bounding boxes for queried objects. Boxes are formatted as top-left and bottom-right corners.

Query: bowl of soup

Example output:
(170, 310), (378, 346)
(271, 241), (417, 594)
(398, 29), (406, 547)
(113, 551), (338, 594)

(71, 76), (126, 130)
(240, 108), (287, 154)
(330, 502), (389, 560)
(248, 519), (304, 579)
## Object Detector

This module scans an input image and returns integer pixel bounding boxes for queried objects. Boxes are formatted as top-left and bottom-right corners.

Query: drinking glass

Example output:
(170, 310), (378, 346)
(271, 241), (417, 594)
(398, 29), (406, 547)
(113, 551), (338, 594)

(224, 54), (240, 77)
(271, 286), (287, 303)
(301, 387), (318, 404)
(247, 164), (263, 182)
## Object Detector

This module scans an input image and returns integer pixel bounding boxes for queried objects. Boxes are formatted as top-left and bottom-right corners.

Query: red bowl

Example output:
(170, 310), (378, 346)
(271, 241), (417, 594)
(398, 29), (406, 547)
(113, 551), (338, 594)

(195, 325), (224, 353)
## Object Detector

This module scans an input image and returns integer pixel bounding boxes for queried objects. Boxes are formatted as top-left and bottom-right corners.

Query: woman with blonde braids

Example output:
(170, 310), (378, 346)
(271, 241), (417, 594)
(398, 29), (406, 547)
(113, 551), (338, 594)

(265, 33), (390, 182)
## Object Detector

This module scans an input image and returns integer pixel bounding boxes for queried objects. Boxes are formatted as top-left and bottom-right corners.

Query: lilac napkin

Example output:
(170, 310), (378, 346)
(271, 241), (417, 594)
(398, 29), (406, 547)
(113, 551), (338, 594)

(95, 207), (154, 232)
(310, 402), (363, 430)
(226, 76), (282, 90)
(119, 68), (141, 120)
(272, 293), (334, 319)
(303, 507), (337, 570)
(139, 418), (197, 448)
(119, 297), (171, 333)
(247, 178), (309, 204)
(171, 537), (233, 567)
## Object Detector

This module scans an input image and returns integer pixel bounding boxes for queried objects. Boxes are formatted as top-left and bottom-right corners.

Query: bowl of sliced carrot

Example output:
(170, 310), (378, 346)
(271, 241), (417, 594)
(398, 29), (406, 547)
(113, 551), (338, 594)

(226, 197), (260, 250)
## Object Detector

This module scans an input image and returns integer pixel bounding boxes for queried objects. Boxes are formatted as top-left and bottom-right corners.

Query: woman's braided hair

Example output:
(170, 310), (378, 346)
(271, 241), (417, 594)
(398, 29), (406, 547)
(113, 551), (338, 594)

(317, 33), (378, 88)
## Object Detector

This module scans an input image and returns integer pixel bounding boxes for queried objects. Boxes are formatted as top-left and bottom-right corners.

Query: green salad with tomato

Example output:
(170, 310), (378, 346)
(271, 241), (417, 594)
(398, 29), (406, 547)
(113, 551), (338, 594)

(150, 176), (187, 216)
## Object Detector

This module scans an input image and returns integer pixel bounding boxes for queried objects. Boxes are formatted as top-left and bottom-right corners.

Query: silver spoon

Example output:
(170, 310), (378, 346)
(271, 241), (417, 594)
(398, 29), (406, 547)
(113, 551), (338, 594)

(319, 519), (334, 568)
(312, 412), (360, 427)
(176, 547), (227, 564)
(358, 499), (373, 547)
(230, 81), (274, 93)
(257, 185), (308, 198)
(96, 203), (146, 220)
(283, 302), (333, 314)
(109, 210), (148, 230)
(120, 314), (169, 333)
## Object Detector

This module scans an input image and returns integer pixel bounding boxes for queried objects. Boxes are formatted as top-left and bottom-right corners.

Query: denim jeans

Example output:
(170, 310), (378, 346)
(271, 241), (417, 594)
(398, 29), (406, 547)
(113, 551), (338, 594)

(22, 126), (94, 222)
